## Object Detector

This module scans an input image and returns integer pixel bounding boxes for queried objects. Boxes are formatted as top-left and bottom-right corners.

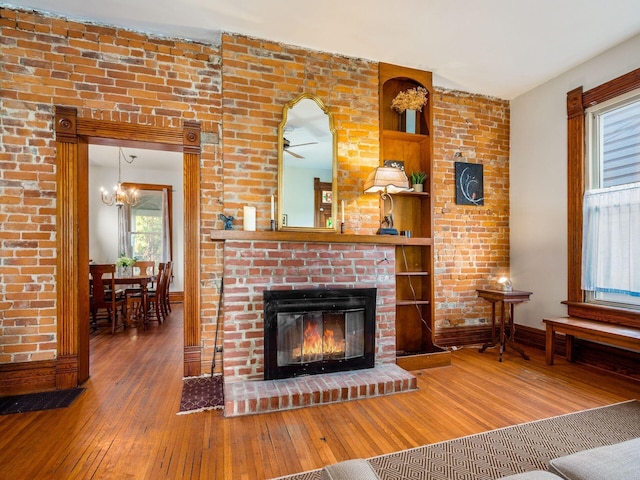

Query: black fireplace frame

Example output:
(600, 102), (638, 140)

(263, 288), (377, 380)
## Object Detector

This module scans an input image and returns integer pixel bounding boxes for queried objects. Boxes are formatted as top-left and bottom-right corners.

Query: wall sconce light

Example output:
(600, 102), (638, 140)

(497, 276), (513, 292)
(364, 166), (409, 235)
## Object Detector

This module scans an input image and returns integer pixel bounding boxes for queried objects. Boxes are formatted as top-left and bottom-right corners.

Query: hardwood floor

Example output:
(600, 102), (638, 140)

(1, 307), (638, 480)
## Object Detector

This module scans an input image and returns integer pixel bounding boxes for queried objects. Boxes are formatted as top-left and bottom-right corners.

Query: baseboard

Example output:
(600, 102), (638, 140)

(513, 325), (550, 351)
(4, 321), (634, 396)
(169, 291), (184, 304)
(396, 349), (452, 370)
(0, 359), (57, 396)
(436, 323), (639, 381)
(435, 324), (493, 347)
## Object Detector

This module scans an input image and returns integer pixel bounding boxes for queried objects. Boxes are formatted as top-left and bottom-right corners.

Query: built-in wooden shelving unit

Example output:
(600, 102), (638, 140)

(379, 62), (450, 369)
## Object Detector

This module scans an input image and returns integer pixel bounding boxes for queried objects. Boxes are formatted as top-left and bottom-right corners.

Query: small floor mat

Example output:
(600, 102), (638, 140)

(178, 375), (224, 414)
(0, 388), (85, 415)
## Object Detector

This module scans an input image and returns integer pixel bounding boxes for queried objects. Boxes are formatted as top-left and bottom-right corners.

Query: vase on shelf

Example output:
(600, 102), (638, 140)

(413, 183), (424, 193)
(400, 108), (417, 134)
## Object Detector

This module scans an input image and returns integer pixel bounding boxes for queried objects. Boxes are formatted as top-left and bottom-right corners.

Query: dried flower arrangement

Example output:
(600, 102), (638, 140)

(391, 87), (428, 113)
(391, 86), (428, 113)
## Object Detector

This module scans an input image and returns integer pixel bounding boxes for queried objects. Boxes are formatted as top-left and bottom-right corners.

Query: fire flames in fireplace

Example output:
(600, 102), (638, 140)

(292, 319), (346, 361)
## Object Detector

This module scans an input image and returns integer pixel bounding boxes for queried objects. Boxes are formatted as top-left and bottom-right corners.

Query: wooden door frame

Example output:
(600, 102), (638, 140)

(54, 106), (202, 388)
(313, 178), (332, 228)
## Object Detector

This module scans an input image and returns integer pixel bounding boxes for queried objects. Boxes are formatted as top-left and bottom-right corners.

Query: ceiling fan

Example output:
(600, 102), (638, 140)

(283, 137), (317, 159)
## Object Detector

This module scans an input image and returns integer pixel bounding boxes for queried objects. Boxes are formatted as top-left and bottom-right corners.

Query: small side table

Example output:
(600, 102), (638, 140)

(477, 289), (532, 362)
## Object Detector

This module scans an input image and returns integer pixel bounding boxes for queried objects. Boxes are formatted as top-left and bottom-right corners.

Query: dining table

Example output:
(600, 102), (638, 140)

(104, 272), (156, 325)
(110, 272), (155, 288)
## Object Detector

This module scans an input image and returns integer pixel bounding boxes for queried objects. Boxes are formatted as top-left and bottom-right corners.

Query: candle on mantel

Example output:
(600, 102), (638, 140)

(270, 195), (275, 221)
(243, 206), (256, 231)
(341, 199), (345, 224)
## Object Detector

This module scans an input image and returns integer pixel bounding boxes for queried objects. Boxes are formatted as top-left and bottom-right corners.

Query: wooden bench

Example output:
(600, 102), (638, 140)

(543, 317), (640, 365)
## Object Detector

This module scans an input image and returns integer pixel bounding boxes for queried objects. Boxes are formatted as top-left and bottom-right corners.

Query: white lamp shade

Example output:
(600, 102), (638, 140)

(364, 167), (409, 194)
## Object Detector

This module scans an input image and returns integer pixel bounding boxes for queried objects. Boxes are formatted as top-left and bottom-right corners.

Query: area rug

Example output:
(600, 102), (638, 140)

(178, 375), (224, 414)
(0, 388), (85, 415)
(272, 400), (640, 479)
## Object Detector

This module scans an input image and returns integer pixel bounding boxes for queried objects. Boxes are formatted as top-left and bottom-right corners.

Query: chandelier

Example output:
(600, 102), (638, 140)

(100, 148), (138, 207)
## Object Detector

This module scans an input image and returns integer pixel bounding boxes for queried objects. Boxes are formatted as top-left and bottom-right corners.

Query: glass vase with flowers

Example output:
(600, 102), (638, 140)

(115, 256), (136, 276)
(391, 86), (428, 133)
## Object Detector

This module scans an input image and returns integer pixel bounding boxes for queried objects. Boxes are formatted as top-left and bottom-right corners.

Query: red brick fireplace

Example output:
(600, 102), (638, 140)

(220, 239), (417, 416)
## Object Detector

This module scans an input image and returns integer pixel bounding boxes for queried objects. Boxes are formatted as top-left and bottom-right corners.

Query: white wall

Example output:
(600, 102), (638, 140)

(88, 152), (185, 292)
(510, 33), (640, 329)
(282, 166), (332, 227)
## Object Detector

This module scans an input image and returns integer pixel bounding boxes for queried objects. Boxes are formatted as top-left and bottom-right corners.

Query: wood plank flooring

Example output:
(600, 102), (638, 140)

(0, 306), (638, 479)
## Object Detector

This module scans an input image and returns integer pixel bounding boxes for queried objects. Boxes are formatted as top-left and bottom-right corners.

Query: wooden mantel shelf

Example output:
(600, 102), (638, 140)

(209, 229), (432, 246)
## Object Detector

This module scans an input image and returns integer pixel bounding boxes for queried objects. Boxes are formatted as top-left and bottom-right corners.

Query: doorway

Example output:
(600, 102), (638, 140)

(88, 144), (183, 292)
(87, 144), (183, 353)
(54, 107), (202, 388)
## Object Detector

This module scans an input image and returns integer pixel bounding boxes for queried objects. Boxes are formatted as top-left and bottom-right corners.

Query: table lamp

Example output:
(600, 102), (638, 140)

(497, 277), (513, 292)
(364, 166), (410, 235)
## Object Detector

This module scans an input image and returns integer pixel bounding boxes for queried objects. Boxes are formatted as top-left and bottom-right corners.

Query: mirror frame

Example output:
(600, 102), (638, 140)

(277, 93), (338, 232)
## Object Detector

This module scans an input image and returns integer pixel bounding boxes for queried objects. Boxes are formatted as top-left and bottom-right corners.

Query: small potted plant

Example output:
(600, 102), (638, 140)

(116, 255), (136, 276)
(410, 171), (427, 192)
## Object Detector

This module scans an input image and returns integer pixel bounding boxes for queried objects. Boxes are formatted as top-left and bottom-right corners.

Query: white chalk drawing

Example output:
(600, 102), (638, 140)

(455, 162), (484, 206)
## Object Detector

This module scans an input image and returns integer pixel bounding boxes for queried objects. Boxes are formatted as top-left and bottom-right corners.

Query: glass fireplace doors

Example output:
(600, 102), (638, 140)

(263, 288), (376, 380)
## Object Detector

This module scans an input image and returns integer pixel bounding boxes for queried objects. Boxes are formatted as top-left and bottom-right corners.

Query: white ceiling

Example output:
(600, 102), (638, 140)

(89, 144), (182, 172)
(5, 0), (640, 99)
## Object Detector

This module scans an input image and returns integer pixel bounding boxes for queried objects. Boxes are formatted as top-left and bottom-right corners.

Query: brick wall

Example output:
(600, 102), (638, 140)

(207, 34), (383, 370)
(432, 89), (511, 329)
(1, 6), (510, 373)
(0, 7), (222, 364)
(221, 241), (396, 382)
(219, 34), (381, 234)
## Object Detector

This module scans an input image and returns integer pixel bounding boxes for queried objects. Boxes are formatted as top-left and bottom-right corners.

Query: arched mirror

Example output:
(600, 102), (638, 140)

(278, 93), (337, 231)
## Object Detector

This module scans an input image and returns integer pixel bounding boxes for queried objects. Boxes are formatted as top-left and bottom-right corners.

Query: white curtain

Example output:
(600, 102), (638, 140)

(117, 204), (132, 258)
(582, 183), (640, 296)
(161, 188), (171, 262)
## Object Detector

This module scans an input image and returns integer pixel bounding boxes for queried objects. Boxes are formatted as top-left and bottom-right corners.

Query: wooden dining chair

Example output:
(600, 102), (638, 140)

(145, 262), (168, 325)
(127, 260), (155, 303)
(133, 261), (155, 278)
(124, 289), (145, 328)
(90, 264), (126, 334)
(162, 261), (173, 317)
(125, 261), (156, 327)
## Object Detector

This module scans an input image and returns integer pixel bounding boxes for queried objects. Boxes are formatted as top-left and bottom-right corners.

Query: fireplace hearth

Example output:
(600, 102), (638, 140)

(263, 288), (376, 380)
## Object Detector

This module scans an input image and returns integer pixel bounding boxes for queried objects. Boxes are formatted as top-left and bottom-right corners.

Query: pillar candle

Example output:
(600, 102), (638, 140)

(270, 195), (275, 221)
(243, 206), (256, 231)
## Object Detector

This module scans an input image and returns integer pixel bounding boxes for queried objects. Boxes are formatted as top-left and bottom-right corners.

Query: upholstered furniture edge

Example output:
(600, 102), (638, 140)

(320, 459), (380, 480)
(549, 437), (640, 480)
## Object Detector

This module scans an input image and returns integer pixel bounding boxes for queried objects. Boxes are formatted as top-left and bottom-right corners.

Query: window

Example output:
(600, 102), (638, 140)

(586, 91), (640, 188)
(131, 190), (164, 264)
(582, 90), (640, 309)
(122, 183), (173, 266)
